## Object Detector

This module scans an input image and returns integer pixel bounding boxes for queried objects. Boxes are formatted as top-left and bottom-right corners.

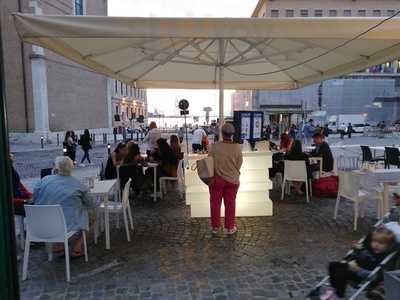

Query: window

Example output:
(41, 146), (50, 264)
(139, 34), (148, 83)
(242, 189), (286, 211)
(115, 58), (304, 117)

(300, 9), (309, 17)
(357, 10), (366, 17)
(373, 10), (381, 17)
(120, 82), (123, 95)
(125, 85), (128, 96)
(314, 10), (323, 17)
(388, 10), (396, 17)
(328, 10), (337, 17)
(74, 0), (84, 16)
(271, 10), (279, 18)
(343, 10), (352, 17)
(285, 9), (294, 17)
(114, 80), (118, 94)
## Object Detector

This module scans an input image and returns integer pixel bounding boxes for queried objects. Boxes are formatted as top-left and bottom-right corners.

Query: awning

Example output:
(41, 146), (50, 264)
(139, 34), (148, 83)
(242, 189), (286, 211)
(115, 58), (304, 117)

(12, 14), (400, 131)
(13, 14), (400, 90)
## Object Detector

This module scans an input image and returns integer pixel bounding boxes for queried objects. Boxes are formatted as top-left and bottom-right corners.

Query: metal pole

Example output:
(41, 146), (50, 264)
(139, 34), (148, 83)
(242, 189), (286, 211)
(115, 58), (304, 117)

(218, 39), (225, 141)
(0, 13), (20, 299)
(184, 112), (189, 154)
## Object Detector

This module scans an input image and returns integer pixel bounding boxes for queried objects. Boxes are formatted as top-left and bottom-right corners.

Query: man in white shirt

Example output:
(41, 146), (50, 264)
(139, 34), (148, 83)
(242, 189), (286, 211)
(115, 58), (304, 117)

(192, 125), (206, 153)
(143, 121), (161, 152)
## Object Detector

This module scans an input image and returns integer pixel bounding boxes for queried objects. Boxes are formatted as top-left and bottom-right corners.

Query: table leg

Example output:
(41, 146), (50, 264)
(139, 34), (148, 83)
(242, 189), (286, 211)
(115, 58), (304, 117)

(382, 183), (390, 218)
(104, 194), (111, 250)
(153, 166), (157, 202)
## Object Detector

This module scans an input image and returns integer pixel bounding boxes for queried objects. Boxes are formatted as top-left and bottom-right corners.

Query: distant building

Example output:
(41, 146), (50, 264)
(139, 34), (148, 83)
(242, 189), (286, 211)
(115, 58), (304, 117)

(1, 0), (148, 143)
(231, 91), (253, 112)
(110, 79), (147, 129)
(251, 0), (400, 127)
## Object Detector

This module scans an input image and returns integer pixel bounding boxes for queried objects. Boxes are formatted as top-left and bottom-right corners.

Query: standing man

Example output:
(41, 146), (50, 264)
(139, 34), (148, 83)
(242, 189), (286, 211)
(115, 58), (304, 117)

(192, 125), (206, 153)
(347, 123), (353, 139)
(303, 119), (315, 146)
(143, 121), (161, 153)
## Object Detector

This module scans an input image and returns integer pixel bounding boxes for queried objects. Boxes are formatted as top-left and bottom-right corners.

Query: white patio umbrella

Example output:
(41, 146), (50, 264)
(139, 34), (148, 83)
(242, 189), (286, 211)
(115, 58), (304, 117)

(12, 14), (400, 126)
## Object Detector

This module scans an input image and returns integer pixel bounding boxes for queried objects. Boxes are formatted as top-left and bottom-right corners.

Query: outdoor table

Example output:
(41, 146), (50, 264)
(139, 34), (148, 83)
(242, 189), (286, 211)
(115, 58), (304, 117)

(353, 169), (400, 218)
(142, 162), (159, 202)
(90, 179), (117, 250)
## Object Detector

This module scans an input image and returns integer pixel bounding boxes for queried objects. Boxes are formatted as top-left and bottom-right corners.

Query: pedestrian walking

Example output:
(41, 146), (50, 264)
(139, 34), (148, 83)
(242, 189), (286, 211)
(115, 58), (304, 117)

(347, 123), (353, 139)
(63, 130), (77, 164)
(208, 123), (243, 235)
(78, 129), (92, 166)
(302, 119), (315, 146)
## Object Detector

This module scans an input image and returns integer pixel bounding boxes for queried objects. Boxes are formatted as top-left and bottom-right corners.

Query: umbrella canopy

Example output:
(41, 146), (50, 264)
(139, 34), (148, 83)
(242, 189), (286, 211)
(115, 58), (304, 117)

(13, 14), (400, 90)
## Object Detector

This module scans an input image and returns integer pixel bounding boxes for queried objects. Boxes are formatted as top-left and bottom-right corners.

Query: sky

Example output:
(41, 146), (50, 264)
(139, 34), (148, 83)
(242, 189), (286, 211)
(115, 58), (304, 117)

(108, 0), (259, 117)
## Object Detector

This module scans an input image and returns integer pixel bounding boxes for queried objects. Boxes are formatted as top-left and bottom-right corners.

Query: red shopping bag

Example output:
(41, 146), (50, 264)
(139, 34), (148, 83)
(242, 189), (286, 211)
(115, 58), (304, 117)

(312, 176), (338, 198)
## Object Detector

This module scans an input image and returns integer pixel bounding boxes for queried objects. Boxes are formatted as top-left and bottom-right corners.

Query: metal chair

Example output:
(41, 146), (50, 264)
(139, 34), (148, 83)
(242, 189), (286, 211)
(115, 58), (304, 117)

(360, 145), (384, 163)
(385, 147), (400, 169)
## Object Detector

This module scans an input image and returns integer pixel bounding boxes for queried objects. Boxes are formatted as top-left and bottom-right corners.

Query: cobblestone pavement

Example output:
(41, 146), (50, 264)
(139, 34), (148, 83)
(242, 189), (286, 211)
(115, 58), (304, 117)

(14, 135), (396, 299)
(18, 189), (378, 300)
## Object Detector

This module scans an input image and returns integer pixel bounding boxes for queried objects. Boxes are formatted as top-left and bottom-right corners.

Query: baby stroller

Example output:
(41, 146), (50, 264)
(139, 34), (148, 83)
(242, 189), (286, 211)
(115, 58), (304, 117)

(307, 206), (400, 300)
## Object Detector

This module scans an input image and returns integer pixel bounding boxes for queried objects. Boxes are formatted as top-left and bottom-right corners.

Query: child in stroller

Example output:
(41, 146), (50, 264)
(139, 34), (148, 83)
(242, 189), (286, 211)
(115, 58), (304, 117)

(308, 206), (400, 300)
(327, 227), (396, 298)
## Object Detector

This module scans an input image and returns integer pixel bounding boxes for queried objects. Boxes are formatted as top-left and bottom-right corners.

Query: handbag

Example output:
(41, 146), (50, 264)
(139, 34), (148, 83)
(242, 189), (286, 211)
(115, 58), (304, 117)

(195, 156), (214, 186)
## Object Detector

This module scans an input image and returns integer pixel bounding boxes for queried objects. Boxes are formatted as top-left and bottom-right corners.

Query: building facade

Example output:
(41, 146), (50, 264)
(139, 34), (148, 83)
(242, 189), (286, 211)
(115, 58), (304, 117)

(231, 90), (253, 112)
(1, 0), (137, 143)
(110, 79), (147, 129)
(250, 0), (400, 125)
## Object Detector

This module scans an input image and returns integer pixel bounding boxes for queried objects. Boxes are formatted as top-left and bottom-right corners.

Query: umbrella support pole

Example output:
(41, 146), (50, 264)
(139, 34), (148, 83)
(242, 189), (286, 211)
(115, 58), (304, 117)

(218, 39), (225, 141)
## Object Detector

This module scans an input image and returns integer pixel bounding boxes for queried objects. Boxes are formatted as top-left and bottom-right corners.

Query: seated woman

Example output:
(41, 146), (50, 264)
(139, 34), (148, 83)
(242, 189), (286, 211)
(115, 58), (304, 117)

(33, 156), (92, 258)
(104, 142), (128, 180)
(284, 140), (310, 195)
(280, 133), (292, 152)
(170, 134), (183, 160)
(122, 141), (147, 192)
(10, 154), (33, 216)
(157, 138), (179, 177)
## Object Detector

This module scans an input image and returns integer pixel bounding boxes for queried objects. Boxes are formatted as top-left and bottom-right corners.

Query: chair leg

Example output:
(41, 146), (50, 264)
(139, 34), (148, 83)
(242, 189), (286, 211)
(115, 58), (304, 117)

(122, 210), (131, 242)
(127, 205), (134, 231)
(305, 180), (310, 203)
(334, 194), (340, 219)
(64, 239), (71, 282)
(19, 218), (25, 251)
(46, 243), (53, 262)
(22, 237), (30, 281)
(309, 179), (313, 198)
(353, 201), (359, 231)
(82, 231), (88, 262)
(281, 179), (286, 200)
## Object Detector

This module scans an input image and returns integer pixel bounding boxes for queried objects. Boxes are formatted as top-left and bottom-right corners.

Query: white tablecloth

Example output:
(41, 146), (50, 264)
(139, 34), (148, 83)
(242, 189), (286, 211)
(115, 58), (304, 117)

(354, 169), (400, 192)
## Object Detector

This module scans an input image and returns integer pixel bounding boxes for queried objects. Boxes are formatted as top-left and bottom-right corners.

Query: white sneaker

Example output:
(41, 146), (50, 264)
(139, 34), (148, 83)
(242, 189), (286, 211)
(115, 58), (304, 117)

(226, 227), (237, 235)
(211, 228), (219, 234)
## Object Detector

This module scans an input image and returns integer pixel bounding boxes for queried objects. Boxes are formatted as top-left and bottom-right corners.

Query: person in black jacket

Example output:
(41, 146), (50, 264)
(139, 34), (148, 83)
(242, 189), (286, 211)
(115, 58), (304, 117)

(79, 129), (92, 165)
(311, 132), (334, 173)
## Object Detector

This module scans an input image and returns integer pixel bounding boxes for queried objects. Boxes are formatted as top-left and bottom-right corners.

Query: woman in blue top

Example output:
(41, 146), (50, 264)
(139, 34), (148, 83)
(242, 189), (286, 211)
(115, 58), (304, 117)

(34, 156), (92, 258)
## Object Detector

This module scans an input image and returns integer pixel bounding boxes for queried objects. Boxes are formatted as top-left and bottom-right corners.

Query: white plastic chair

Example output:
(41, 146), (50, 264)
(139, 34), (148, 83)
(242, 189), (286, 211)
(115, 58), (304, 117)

(281, 160), (312, 203)
(95, 178), (133, 243)
(14, 215), (25, 251)
(160, 160), (184, 198)
(22, 205), (88, 282)
(334, 171), (381, 231)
